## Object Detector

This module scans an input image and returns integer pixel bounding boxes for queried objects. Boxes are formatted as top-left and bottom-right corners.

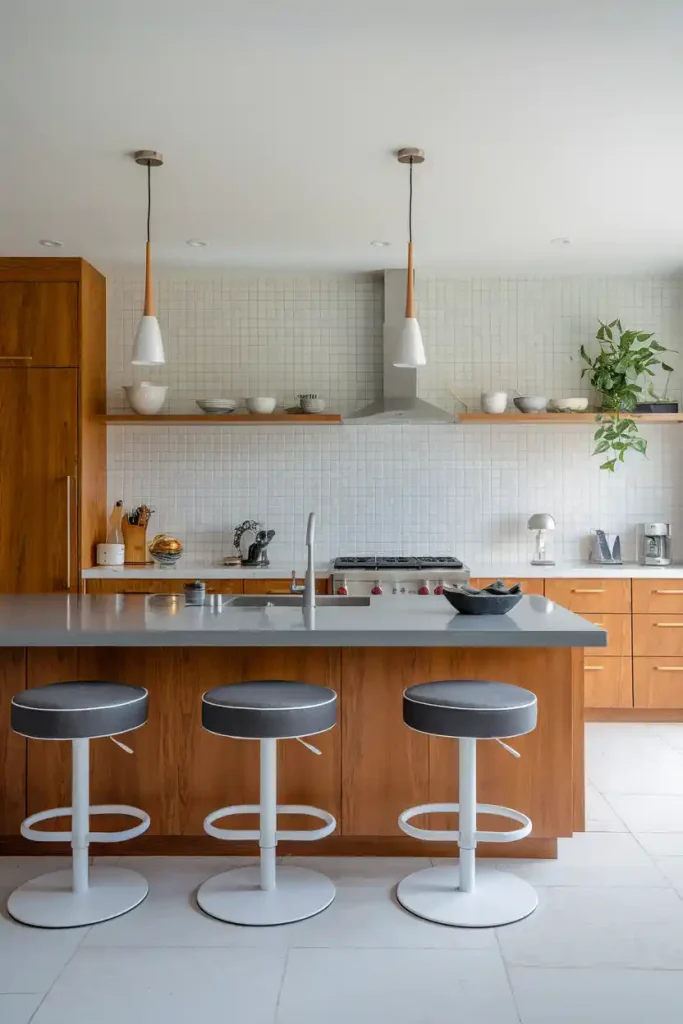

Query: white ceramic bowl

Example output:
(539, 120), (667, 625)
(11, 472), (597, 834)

(513, 396), (548, 414)
(123, 382), (168, 415)
(245, 397), (277, 414)
(298, 395), (326, 413)
(196, 399), (237, 415)
(480, 391), (508, 414)
(548, 397), (589, 413)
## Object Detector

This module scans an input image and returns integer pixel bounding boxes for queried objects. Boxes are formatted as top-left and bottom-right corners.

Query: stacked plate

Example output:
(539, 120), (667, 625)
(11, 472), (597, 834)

(196, 399), (237, 415)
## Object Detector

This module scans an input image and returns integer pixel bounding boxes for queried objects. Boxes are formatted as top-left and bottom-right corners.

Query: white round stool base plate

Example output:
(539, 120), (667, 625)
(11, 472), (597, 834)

(7, 867), (149, 929)
(197, 865), (335, 926)
(397, 864), (538, 928)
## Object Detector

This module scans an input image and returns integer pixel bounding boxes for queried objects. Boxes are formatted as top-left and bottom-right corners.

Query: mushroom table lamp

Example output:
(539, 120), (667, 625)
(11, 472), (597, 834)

(528, 513), (556, 566)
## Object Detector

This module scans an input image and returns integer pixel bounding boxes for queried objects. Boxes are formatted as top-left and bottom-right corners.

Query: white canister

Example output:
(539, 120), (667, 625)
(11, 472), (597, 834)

(481, 391), (508, 414)
(97, 543), (125, 568)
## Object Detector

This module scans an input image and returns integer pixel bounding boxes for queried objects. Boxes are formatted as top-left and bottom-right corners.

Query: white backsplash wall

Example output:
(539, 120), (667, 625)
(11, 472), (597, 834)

(106, 271), (683, 566)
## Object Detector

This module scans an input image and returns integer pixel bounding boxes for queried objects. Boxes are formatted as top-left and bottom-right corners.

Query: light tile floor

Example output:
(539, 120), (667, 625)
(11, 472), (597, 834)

(2, 723), (683, 1022)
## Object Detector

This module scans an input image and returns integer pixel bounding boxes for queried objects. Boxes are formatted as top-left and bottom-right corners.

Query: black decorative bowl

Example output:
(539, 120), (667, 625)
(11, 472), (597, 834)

(441, 587), (523, 615)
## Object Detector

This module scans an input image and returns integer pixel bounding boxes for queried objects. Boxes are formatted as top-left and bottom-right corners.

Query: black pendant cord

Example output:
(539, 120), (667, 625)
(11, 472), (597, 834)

(146, 163), (152, 244)
(408, 157), (414, 244)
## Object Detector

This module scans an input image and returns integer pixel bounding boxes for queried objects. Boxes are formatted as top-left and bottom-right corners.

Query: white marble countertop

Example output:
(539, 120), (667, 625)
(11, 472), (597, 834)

(466, 561), (683, 579)
(82, 563), (332, 580)
(0, 594), (606, 648)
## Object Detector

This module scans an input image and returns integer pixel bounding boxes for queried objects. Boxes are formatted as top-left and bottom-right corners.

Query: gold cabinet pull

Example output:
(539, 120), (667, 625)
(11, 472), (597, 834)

(0, 355), (33, 360)
(573, 588), (606, 593)
(654, 590), (683, 595)
(654, 623), (683, 628)
(655, 666), (683, 672)
(585, 665), (605, 671)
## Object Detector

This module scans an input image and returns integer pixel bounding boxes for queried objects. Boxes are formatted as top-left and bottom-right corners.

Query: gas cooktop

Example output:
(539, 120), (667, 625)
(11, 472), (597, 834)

(334, 556), (464, 571)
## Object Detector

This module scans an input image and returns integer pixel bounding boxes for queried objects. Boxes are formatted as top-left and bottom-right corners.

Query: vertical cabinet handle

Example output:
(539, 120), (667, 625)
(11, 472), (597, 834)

(66, 475), (72, 591)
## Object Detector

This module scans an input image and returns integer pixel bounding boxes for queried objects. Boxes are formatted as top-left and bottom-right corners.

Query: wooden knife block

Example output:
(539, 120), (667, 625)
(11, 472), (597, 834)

(122, 519), (152, 565)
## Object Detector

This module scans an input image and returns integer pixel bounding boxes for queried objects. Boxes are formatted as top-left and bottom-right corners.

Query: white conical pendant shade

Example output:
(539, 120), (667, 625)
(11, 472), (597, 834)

(394, 317), (426, 368)
(132, 315), (165, 365)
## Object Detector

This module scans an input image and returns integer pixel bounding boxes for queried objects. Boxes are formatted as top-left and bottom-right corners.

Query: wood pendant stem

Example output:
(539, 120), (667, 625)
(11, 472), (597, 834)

(143, 242), (154, 316)
(405, 242), (415, 318)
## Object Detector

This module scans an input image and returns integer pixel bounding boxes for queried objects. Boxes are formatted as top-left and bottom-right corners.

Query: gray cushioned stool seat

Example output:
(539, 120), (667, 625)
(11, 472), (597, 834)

(403, 680), (537, 739)
(11, 681), (148, 740)
(202, 681), (337, 739)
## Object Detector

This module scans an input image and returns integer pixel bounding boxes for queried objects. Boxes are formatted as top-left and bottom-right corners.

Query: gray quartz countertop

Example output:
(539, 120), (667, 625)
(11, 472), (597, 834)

(0, 594), (606, 648)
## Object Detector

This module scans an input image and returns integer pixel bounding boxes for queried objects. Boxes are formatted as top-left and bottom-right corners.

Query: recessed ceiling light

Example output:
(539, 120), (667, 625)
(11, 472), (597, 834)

(39, 239), (63, 247)
(186, 239), (208, 247)
(370, 240), (391, 247)
(550, 237), (571, 246)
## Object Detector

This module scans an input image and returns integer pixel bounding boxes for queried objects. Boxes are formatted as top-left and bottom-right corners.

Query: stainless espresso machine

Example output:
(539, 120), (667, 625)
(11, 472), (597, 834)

(640, 522), (672, 566)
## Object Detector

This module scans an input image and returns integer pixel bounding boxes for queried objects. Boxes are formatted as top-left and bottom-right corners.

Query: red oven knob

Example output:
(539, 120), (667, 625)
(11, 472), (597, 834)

(418, 583), (430, 596)
(337, 584), (348, 596)
(434, 581), (444, 595)
(371, 583), (383, 595)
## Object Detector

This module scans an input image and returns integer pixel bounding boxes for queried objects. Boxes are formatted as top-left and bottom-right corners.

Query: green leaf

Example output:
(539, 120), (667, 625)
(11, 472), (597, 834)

(619, 449), (626, 462)
(594, 426), (605, 439)
(603, 324), (613, 341)
(662, 363), (674, 373)
(600, 459), (617, 472)
(580, 345), (591, 364)
(593, 440), (611, 453)
(632, 437), (648, 454)
(637, 333), (654, 342)
(650, 341), (667, 352)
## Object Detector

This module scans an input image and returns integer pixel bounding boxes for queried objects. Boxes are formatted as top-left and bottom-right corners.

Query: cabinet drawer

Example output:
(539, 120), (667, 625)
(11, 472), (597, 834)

(633, 615), (683, 656)
(584, 657), (633, 708)
(469, 577), (544, 596)
(633, 579), (683, 613)
(85, 578), (243, 595)
(244, 578), (328, 595)
(634, 658), (683, 708)
(583, 613), (632, 657)
(0, 282), (79, 365)
(545, 578), (631, 613)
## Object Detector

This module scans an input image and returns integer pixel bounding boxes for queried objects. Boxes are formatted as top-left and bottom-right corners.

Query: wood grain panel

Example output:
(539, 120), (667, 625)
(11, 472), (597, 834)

(78, 262), (106, 571)
(85, 579), (243, 595)
(545, 578), (631, 613)
(634, 658), (683, 708)
(244, 578), (328, 595)
(583, 613), (632, 657)
(0, 369), (78, 592)
(633, 615), (683, 656)
(425, 648), (576, 838)
(0, 258), (85, 282)
(341, 648), (430, 836)
(0, 282), (78, 365)
(633, 579), (683, 614)
(469, 578), (545, 596)
(584, 657), (633, 708)
(0, 649), (27, 833)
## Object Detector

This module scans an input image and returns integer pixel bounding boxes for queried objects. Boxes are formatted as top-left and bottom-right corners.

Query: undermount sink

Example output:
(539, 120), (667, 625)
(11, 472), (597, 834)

(226, 595), (371, 608)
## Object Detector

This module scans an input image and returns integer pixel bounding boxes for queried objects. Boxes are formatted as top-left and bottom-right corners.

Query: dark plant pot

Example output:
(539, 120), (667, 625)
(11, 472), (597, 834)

(633, 402), (679, 414)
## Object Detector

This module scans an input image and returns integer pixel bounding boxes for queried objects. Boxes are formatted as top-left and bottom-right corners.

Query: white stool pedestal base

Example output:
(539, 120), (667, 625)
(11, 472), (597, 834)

(7, 866), (149, 929)
(397, 864), (538, 928)
(197, 865), (335, 926)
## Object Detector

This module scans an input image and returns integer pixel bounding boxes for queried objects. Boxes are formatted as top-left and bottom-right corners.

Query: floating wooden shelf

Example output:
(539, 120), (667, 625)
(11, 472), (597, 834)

(458, 412), (683, 424)
(103, 413), (343, 425)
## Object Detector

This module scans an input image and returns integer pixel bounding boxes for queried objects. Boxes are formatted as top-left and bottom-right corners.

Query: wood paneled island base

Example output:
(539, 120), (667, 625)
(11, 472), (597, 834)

(0, 645), (583, 859)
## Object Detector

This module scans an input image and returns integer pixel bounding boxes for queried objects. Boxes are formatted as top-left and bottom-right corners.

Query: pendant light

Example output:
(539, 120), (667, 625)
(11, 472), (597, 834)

(131, 150), (165, 365)
(393, 147), (427, 368)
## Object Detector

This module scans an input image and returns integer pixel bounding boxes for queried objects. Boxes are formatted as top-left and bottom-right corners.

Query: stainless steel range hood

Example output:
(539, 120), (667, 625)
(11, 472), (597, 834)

(345, 270), (456, 424)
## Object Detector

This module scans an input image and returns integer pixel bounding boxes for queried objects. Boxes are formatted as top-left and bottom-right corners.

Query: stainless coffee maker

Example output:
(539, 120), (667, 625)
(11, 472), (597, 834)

(640, 522), (672, 566)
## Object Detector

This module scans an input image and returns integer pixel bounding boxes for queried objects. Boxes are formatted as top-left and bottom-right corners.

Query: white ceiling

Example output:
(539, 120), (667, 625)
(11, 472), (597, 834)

(3, 0), (683, 272)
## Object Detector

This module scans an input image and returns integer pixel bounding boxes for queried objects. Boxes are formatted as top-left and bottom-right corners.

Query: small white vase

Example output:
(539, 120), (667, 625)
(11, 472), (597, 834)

(123, 382), (168, 415)
(481, 391), (508, 414)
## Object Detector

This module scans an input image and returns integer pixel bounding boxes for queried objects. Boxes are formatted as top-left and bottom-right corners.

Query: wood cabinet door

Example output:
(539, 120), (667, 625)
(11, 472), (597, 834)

(633, 580), (683, 614)
(583, 613), (632, 657)
(634, 658), (683, 708)
(469, 578), (545, 596)
(85, 579), (243, 595)
(0, 648), (27, 833)
(584, 657), (633, 708)
(244, 578), (328, 595)
(0, 368), (78, 592)
(633, 615), (683, 657)
(0, 282), (79, 366)
(545, 578), (631, 613)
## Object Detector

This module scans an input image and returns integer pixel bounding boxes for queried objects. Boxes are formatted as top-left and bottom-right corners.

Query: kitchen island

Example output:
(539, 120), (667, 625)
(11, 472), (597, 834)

(0, 594), (604, 859)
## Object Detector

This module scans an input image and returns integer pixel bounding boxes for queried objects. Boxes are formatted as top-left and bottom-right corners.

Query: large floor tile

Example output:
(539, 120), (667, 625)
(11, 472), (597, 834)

(497, 886), (683, 969)
(0, 859), (71, 896)
(0, 995), (44, 1024)
(635, 832), (683, 857)
(651, 723), (683, 753)
(604, 794), (683, 832)
(492, 831), (669, 887)
(653, 856), (683, 894)
(585, 782), (628, 832)
(510, 966), (683, 1023)
(587, 730), (683, 795)
(0, 905), (88, 994)
(284, 855), (430, 885)
(31, 947), (285, 1024)
(276, 947), (518, 1024)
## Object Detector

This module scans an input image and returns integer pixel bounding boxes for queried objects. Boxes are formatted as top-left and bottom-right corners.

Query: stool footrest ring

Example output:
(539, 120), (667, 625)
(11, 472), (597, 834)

(398, 801), (532, 843)
(20, 804), (150, 844)
(204, 803), (336, 842)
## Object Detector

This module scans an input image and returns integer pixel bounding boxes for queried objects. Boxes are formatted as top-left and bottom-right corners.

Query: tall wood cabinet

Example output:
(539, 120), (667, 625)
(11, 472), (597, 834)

(0, 259), (106, 590)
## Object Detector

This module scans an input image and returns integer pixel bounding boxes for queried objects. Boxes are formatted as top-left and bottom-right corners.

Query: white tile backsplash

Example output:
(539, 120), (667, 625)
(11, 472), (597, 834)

(107, 272), (683, 566)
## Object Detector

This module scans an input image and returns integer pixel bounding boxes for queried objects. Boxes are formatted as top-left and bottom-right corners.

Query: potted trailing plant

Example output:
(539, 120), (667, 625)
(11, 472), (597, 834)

(580, 319), (675, 472)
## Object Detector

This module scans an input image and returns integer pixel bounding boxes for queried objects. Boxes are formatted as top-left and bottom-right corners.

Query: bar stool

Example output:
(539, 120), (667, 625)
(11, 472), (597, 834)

(8, 681), (150, 928)
(397, 679), (538, 928)
(197, 680), (337, 926)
